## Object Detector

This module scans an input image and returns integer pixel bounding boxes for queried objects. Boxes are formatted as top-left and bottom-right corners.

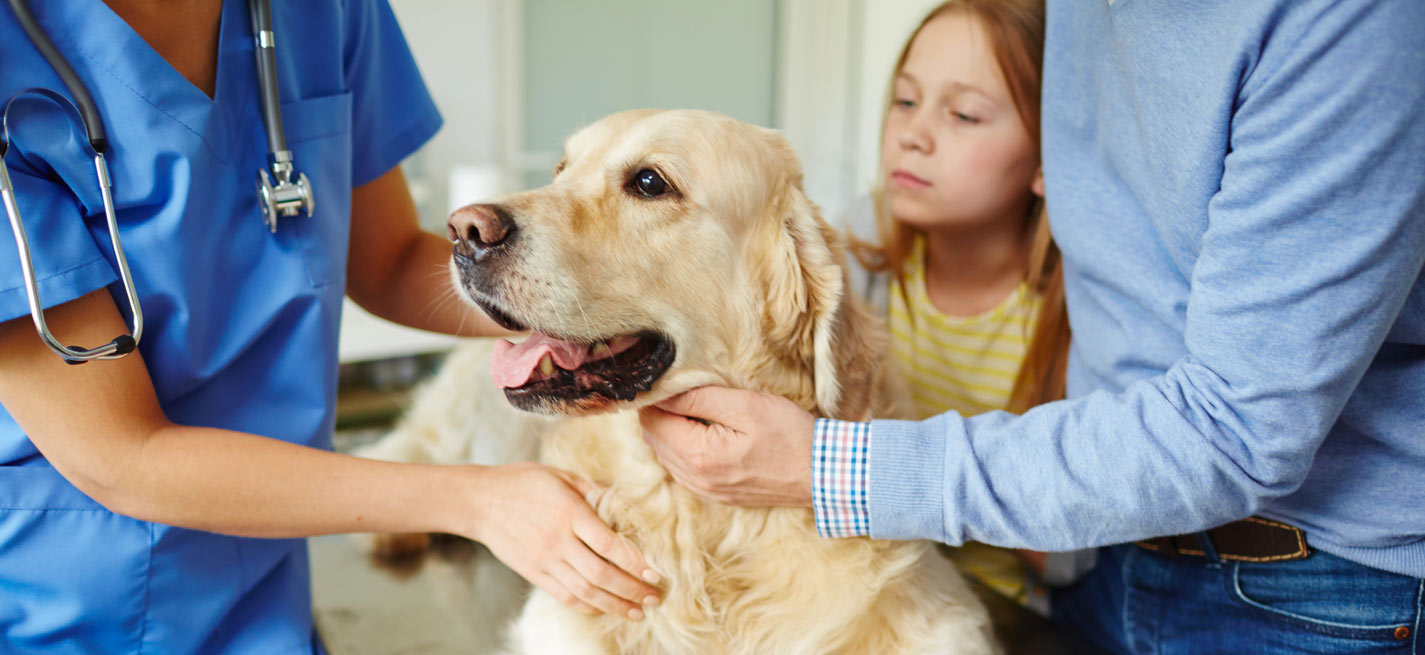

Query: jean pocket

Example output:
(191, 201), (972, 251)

(1229, 552), (1419, 641)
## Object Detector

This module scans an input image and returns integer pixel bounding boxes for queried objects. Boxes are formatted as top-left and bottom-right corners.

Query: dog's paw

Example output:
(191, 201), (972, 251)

(363, 532), (433, 559)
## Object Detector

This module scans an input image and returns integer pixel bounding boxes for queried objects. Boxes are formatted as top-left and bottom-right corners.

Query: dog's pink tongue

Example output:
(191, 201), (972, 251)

(491, 334), (592, 389)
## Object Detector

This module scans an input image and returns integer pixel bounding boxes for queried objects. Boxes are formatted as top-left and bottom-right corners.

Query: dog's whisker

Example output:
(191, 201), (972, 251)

(568, 295), (630, 368)
(572, 295), (595, 343)
(421, 273), (470, 334)
(420, 261), (483, 337)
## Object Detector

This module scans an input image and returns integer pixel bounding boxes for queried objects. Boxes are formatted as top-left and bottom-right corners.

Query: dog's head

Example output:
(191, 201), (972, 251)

(448, 110), (880, 419)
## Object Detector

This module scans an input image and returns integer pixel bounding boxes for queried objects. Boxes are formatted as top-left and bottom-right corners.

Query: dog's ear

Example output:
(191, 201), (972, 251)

(756, 152), (880, 420)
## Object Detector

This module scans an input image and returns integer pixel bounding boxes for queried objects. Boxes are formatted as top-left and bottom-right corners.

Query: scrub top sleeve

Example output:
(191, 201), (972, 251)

(344, 0), (444, 187)
(0, 167), (118, 324)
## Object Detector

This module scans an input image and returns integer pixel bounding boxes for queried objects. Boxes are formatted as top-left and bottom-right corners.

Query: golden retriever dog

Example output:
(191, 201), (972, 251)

(363, 109), (998, 655)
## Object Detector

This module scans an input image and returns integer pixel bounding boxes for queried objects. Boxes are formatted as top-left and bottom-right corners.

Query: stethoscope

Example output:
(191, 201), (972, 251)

(0, 0), (313, 364)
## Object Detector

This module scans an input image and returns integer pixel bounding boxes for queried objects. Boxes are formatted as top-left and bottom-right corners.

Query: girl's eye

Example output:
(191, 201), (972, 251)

(952, 111), (980, 124)
(893, 98), (916, 109)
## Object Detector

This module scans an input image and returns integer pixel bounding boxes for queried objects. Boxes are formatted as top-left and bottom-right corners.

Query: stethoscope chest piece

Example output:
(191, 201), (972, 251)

(250, 0), (314, 232)
(255, 150), (314, 232)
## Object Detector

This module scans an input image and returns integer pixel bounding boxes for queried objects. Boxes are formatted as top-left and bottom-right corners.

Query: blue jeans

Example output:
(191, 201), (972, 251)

(1052, 543), (1424, 654)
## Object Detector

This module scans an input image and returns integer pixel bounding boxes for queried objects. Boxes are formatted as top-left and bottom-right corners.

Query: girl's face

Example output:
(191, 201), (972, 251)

(881, 12), (1042, 232)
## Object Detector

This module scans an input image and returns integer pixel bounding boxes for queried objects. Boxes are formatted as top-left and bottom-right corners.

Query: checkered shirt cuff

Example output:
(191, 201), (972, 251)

(812, 418), (872, 538)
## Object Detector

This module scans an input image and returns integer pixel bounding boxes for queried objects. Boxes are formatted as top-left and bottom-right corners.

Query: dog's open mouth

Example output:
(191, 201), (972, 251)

(490, 330), (675, 413)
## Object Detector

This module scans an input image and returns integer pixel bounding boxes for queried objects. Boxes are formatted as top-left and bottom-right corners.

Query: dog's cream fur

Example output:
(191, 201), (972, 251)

(361, 110), (998, 654)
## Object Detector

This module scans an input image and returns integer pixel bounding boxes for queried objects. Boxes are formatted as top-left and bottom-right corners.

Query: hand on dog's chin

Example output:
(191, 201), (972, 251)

(638, 386), (815, 508)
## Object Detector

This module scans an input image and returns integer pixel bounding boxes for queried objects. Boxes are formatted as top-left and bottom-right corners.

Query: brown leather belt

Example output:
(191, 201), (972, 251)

(1135, 516), (1310, 562)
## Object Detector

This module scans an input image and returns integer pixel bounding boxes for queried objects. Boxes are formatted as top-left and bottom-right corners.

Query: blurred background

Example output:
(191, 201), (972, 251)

(338, 0), (947, 365)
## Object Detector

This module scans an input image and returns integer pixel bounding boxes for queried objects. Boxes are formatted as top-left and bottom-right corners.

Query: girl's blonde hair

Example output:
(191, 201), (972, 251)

(849, 0), (1067, 413)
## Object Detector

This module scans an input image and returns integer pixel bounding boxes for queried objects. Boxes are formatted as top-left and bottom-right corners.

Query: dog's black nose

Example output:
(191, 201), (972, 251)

(448, 203), (517, 258)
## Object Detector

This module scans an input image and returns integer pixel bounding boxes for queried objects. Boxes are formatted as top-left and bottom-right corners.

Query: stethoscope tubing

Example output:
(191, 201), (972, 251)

(6, 0), (107, 153)
(248, 0), (288, 158)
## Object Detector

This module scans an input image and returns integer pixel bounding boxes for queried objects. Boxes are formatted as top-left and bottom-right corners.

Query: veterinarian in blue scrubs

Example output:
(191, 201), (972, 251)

(0, 1), (659, 652)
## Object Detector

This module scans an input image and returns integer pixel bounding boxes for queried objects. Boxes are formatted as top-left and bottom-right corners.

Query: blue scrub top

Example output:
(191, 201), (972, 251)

(0, 0), (442, 652)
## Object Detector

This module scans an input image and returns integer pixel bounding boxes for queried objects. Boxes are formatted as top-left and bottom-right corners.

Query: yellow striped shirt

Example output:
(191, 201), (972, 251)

(887, 238), (1040, 604)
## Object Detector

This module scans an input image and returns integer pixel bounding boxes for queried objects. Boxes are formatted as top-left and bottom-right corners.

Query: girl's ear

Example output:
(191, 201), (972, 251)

(1032, 166), (1045, 197)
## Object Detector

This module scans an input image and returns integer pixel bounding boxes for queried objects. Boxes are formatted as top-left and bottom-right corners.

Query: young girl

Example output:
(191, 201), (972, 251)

(843, 0), (1073, 610)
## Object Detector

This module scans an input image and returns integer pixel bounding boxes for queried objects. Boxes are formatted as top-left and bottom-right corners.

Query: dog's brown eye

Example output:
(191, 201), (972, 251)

(632, 169), (668, 198)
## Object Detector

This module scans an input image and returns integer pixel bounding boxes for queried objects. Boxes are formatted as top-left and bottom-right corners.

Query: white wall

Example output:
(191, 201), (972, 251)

(851, 0), (945, 195)
(387, 0), (945, 229)
(775, 0), (861, 221)
(776, 0), (944, 220)
(391, 0), (511, 231)
(341, 0), (510, 363)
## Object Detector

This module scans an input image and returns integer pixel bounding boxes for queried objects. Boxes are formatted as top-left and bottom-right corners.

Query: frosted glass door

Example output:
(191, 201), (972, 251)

(519, 0), (778, 187)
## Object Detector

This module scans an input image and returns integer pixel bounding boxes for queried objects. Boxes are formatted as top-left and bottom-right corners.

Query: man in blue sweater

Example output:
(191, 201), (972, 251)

(639, 0), (1425, 652)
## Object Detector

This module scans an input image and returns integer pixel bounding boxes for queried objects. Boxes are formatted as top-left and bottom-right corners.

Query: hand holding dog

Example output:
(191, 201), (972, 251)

(640, 387), (816, 507)
(466, 463), (662, 620)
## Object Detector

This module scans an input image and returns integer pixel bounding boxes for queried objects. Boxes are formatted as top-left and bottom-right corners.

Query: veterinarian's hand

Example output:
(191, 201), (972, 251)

(640, 386), (815, 507)
(467, 463), (661, 620)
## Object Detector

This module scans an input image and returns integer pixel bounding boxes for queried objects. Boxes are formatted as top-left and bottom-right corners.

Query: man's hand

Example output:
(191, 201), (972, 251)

(638, 387), (816, 507)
